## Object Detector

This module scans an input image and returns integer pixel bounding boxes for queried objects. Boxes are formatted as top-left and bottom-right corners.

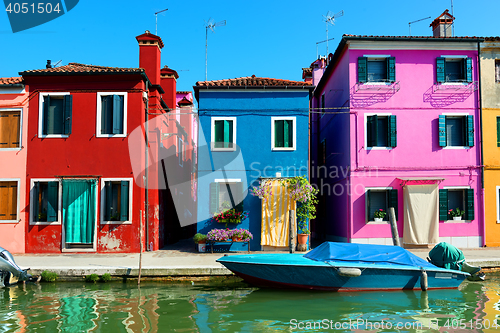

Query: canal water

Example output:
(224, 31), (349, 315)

(1, 275), (499, 332)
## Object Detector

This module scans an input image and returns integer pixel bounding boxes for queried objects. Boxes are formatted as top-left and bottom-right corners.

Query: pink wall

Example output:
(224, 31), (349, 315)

(0, 83), (28, 253)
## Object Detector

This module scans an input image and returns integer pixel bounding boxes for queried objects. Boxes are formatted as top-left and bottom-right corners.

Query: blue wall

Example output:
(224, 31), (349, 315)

(196, 90), (310, 250)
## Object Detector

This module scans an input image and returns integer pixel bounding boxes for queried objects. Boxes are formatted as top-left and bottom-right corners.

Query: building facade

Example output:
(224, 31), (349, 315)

(0, 77), (28, 253)
(311, 34), (484, 248)
(194, 76), (313, 250)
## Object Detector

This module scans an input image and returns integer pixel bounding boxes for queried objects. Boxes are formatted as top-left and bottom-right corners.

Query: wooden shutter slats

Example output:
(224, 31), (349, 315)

(0, 181), (17, 221)
(358, 57), (367, 83)
(439, 189), (448, 221)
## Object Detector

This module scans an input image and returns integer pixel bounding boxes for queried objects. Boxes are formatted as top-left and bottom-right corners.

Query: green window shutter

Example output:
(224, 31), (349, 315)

(366, 189), (371, 221)
(466, 115), (474, 147)
(63, 95), (72, 135)
(465, 57), (473, 83)
(367, 115), (378, 147)
(387, 57), (396, 82)
(120, 181), (129, 221)
(283, 120), (290, 148)
(42, 95), (50, 135)
(47, 181), (58, 222)
(105, 181), (112, 220)
(388, 115), (397, 147)
(223, 120), (230, 148)
(209, 182), (220, 214)
(436, 57), (445, 83)
(465, 189), (474, 220)
(275, 120), (284, 148)
(388, 189), (398, 220)
(497, 117), (500, 147)
(33, 182), (40, 221)
(438, 115), (447, 147)
(112, 95), (124, 134)
(358, 57), (367, 83)
(214, 120), (224, 148)
(227, 120), (234, 148)
(439, 189), (448, 221)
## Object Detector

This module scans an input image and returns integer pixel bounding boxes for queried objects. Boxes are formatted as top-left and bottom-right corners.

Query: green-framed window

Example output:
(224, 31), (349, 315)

(366, 188), (398, 222)
(212, 117), (235, 150)
(439, 188), (474, 221)
(31, 180), (59, 223)
(41, 94), (72, 136)
(438, 115), (474, 147)
(436, 57), (473, 83)
(358, 56), (396, 83)
(102, 180), (130, 222)
(366, 115), (397, 148)
(272, 117), (295, 150)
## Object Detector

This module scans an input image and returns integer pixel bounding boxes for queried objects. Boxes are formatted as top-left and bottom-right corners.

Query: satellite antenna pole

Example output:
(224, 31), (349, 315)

(155, 8), (168, 35)
(323, 10), (343, 60)
(316, 38), (335, 59)
(205, 18), (226, 81)
(408, 16), (431, 36)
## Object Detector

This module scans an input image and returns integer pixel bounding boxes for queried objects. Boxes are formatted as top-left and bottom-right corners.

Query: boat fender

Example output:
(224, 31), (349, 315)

(420, 269), (428, 291)
(337, 267), (362, 277)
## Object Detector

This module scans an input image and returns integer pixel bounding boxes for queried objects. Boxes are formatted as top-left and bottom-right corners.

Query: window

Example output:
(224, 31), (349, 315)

(0, 109), (21, 149)
(209, 181), (244, 214)
(211, 117), (236, 151)
(101, 179), (131, 224)
(439, 188), (474, 221)
(31, 180), (59, 223)
(272, 117), (296, 150)
(497, 117), (500, 147)
(365, 188), (398, 222)
(39, 93), (72, 137)
(436, 57), (472, 83)
(96, 92), (127, 137)
(0, 180), (18, 222)
(438, 115), (474, 147)
(496, 60), (500, 83)
(366, 115), (397, 148)
(178, 137), (184, 167)
(358, 56), (395, 83)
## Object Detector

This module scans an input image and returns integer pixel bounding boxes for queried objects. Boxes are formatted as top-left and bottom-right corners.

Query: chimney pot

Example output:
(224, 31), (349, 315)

(46, 60), (52, 69)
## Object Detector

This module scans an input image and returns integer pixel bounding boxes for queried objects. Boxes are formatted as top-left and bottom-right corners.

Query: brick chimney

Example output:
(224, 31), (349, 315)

(136, 30), (164, 86)
(160, 65), (179, 109)
(430, 9), (454, 37)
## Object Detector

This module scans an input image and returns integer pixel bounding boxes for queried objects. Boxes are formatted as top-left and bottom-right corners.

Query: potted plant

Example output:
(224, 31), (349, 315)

(449, 208), (465, 221)
(373, 209), (387, 222)
(212, 201), (249, 228)
(297, 227), (310, 245)
(193, 233), (207, 252)
(229, 228), (253, 241)
(207, 228), (230, 242)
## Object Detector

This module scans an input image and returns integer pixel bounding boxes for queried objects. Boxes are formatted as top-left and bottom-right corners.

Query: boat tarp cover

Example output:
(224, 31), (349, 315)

(304, 242), (437, 269)
(428, 242), (465, 270)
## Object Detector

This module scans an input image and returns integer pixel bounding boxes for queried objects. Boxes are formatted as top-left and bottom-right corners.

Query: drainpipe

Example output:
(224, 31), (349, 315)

(477, 41), (485, 247)
(145, 90), (150, 251)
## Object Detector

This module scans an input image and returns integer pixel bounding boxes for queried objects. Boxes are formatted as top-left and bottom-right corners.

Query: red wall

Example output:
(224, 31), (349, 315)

(25, 74), (147, 253)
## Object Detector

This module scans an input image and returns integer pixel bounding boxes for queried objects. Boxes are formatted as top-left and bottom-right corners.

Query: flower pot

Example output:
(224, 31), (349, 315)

(198, 243), (206, 252)
(374, 217), (383, 222)
(231, 237), (242, 242)
(297, 234), (309, 245)
(453, 216), (462, 221)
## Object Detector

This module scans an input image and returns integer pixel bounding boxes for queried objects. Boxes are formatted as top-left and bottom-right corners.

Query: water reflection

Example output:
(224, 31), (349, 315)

(0, 277), (498, 332)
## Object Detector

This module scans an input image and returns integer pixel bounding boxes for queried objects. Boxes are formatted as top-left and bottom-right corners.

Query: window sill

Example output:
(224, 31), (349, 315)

(96, 134), (127, 138)
(211, 147), (236, 152)
(443, 219), (471, 223)
(101, 220), (132, 225)
(0, 220), (20, 224)
(367, 220), (389, 224)
(441, 146), (472, 149)
(272, 147), (296, 151)
(29, 221), (61, 225)
(366, 147), (393, 150)
(38, 135), (69, 139)
(0, 148), (22, 151)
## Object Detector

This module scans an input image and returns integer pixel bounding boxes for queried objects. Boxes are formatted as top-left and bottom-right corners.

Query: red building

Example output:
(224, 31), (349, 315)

(20, 31), (185, 253)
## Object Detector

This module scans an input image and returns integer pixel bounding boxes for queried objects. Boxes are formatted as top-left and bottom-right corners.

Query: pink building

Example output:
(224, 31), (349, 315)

(311, 33), (484, 248)
(0, 77), (28, 253)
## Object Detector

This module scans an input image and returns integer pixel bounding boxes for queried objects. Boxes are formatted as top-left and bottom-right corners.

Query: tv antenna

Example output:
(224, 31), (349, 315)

(204, 18), (226, 81)
(408, 16), (431, 36)
(323, 10), (343, 57)
(155, 8), (168, 35)
(316, 38), (335, 59)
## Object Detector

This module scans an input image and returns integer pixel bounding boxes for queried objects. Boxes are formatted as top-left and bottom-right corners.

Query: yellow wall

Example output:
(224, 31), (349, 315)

(481, 41), (500, 246)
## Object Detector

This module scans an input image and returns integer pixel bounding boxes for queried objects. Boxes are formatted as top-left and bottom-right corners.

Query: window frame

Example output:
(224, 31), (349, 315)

(358, 55), (395, 84)
(38, 92), (71, 138)
(495, 59), (500, 83)
(100, 178), (133, 225)
(29, 178), (61, 225)
(210, 117), (236, 152)
(437, 55), (472, 84)
(364, 113), (395, 150)
(210, 178), (243, 214)
(442, 186), (472, 223)
(0, 108), (22, 150)
(439, 113), (473, 149)
(96, 92), (128, 138)
(365, 187), (394, 224)
(0, 178), (20, 223)
(271, 116), (296, 151)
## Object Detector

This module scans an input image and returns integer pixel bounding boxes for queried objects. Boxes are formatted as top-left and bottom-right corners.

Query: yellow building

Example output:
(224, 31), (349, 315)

(481, 37), (500, 247)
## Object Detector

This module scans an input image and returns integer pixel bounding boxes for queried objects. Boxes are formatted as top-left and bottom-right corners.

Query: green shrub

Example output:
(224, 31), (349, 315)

(100, 273), (112, 282)
(41, 270), (58, 282)
(85, 274), (99, 283)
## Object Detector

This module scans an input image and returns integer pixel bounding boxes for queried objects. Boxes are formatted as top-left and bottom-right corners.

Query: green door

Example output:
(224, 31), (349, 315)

(62, 179), (96, 244)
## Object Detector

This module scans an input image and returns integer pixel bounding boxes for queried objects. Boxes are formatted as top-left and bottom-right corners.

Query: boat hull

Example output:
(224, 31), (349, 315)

(218, 254), (467, 291)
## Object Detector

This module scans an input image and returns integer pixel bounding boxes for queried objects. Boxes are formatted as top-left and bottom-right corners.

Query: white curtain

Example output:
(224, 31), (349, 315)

(403, 184), (439, 245)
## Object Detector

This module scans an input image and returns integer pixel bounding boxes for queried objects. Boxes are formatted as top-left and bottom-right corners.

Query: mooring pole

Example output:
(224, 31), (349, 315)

(138, 211), (143, 285)
(289, 210), (296, 253)
(389, 207), (400, 246)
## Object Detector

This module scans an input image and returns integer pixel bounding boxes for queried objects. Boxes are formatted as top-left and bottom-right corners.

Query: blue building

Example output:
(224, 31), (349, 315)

(194, 75), (314, 250)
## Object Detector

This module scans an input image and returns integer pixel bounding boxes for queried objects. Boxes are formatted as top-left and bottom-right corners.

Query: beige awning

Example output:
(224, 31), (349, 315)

(397, 177), (445, 186)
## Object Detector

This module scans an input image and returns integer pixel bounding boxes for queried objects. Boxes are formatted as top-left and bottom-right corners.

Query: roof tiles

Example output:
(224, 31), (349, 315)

(0, 77), (22, 85)
(21, 63), (144, 75)
(196, 75), (312, 87)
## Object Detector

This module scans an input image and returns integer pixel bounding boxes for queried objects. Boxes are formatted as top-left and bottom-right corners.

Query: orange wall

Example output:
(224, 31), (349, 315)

(0, 85), (28, 253)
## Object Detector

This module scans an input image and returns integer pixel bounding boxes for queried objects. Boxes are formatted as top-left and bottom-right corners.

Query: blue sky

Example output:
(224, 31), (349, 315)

(0, 0), (498, 92)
